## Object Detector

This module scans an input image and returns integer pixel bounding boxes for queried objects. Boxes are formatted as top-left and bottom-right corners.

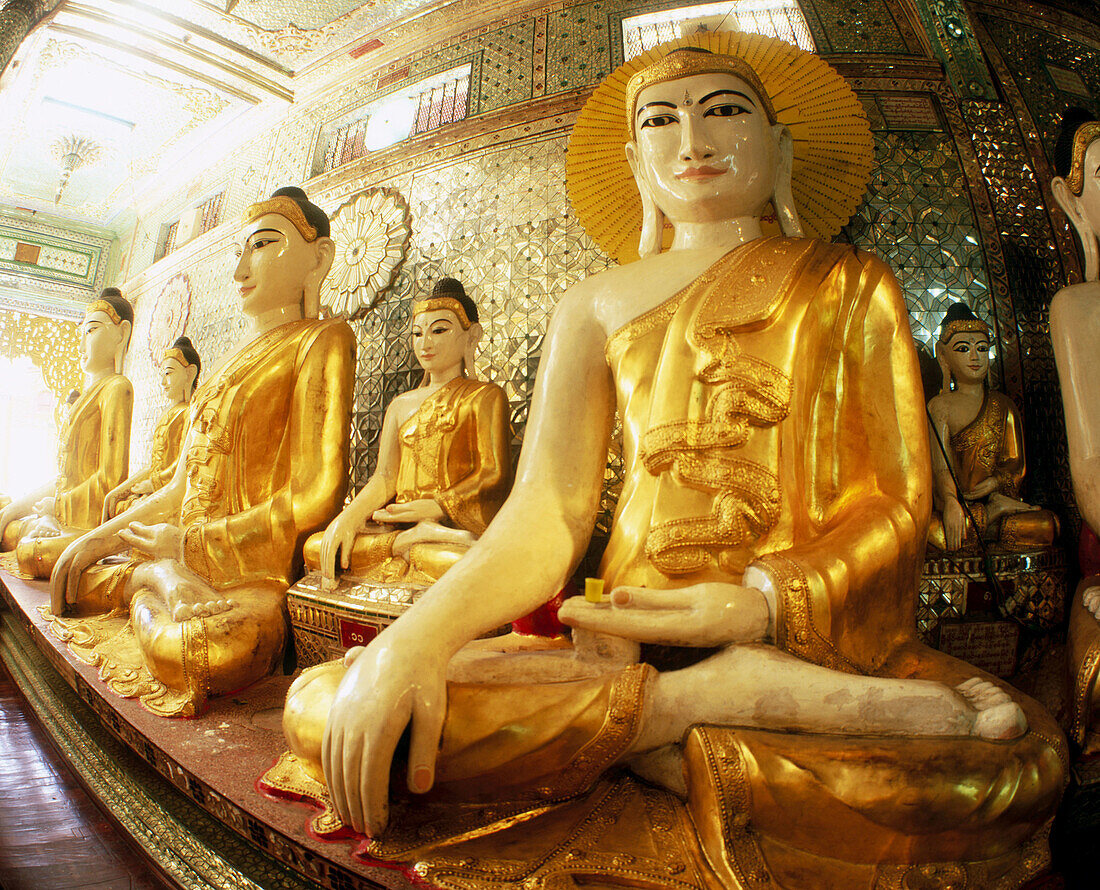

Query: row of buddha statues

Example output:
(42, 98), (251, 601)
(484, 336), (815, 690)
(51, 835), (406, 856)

(0, 33), (1097, 889)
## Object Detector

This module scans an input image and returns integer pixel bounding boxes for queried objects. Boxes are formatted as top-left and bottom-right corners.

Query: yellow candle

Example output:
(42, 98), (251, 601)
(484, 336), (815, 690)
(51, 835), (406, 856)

(584, 577), (605, 603)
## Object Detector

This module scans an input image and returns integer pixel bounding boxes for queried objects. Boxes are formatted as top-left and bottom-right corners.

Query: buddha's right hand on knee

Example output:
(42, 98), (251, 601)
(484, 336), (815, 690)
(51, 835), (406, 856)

(322, 629), (447, 837)
(50, 530), (122, 614)
(319, 507), (368, 586)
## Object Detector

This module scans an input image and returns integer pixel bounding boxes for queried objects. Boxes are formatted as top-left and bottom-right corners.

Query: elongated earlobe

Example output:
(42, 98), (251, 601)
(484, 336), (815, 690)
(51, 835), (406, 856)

(463, 322), (483, 380)
(626, 142), (666, 258)
(1053, 176), (1099, 281)
(114, 321), (132, 375)
(934, 342), (952, 395)
(772, 125), (803, 238)
(303, 238), (336, 318)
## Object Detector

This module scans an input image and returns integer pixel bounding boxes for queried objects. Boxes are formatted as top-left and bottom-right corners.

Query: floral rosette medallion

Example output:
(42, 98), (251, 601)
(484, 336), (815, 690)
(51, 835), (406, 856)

(147, 273), (191, 369)
(323, 188), (411, 318)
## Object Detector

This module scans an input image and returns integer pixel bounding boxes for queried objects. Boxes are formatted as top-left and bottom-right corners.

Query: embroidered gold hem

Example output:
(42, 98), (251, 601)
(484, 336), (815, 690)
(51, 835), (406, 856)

(38, 606), (202, 717)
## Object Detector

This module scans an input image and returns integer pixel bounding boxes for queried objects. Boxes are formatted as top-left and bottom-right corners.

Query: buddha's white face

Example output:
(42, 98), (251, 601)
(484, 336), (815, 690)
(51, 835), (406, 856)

(627, 71), (779, 224)
(411, 309), (469, 377)
(944, 331), (991, 387)
(161, 357), (191, 403)
(233, 213), (318, 319)
(80, 310), (124, 374)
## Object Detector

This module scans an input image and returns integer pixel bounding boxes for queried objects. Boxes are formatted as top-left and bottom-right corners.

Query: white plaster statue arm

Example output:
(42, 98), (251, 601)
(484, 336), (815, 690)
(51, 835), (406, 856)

(927, 395), (967, 549)
(1052, 291), (1100, 535)
(103, 467), (153, 522)
(322, 281), (614, 837)
(50, 432), (189, 612)
(318, 402), (401, 581)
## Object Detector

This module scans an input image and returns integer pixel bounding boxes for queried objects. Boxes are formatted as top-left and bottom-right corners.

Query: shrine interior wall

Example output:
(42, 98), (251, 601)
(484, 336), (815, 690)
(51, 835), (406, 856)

(114, 0), (1100, 537)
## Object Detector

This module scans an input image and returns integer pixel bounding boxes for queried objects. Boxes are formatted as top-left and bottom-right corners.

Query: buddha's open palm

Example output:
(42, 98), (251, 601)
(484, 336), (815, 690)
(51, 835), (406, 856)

(558, 582), (770, 647)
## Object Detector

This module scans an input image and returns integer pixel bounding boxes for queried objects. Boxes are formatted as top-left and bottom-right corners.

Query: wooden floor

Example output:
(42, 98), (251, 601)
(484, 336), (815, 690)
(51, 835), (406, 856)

(0, 662), (171, 890)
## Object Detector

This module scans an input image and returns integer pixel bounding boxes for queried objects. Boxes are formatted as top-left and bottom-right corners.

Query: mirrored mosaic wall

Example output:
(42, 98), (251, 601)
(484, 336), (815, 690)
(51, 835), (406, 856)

(107, 0), (1100, 539)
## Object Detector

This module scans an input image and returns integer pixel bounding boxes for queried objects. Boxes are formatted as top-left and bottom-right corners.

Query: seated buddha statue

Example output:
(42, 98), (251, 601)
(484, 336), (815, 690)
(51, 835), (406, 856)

(926, 302), (1058, 551)
(0, 288), (134, 577)
(267, 40), (1065, 889)
(302, 277), (510, 589)
(104, 337), (200, 520)
(1052, 109), (1100, 751)
(47, 187), (355, 717)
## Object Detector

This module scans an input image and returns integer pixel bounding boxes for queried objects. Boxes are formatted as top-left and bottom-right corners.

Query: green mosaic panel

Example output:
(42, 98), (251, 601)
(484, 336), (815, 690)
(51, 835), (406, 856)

(802, 0), (911, 54)
(843, 129), (994, 357)
(546, 1), (615, 92)
(978, 11), (1100, 161)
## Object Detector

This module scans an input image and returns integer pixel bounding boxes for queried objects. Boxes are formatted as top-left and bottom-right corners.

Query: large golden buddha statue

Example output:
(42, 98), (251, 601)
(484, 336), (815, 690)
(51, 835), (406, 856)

(0, 288), (134, 578)
(926, 302), (1057, 551)
(1052, 109), (1100, 751)
(47, 187), (355, 717)
(303, 277), (510, 588)
(104, 336), (201, 520)
(265, 38), (1065, 889)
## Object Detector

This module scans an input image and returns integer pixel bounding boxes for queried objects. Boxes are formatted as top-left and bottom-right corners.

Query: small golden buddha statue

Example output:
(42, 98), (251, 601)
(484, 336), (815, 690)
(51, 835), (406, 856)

(1052, 109), (1100, 750)
(46, 187), (355, 717)
(104, 337), (200, 520)
(926, 302), (1058, 551)
(302, 277), (510, 589)
(266, 38), (1064, 890)
(0, 288), (134, 577)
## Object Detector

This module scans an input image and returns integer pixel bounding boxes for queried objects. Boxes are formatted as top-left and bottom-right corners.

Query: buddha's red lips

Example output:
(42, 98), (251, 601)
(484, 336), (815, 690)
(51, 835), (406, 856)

(676, 166), (727, 180)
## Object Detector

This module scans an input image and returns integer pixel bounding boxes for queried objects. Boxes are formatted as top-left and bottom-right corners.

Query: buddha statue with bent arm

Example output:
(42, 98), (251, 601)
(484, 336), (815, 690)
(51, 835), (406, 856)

(0, 288), (134, 577)
(926, 302), (1057, 551)
(47, 187), (355, 717)
(266, 38), (1065, 889)
(302, 277), (510, 590)
(104, 337), (201, 520)
(1052, 109), (1100, 751)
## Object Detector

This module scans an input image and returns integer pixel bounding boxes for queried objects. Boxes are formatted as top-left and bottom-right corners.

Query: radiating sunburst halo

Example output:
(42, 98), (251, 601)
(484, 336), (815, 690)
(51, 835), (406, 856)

(323, 188), (411, 318)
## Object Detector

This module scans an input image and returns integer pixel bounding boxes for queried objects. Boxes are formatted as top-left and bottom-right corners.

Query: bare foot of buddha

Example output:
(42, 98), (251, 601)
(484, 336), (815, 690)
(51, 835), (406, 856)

(392, 520), (476, 558)
(131, 560), (237, 623)
(1084, 586), (1100, 619)
(956, 678), (1027, 739)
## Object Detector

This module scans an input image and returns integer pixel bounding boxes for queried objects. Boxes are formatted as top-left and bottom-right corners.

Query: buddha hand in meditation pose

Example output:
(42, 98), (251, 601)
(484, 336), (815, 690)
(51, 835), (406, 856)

(1052, 109), (1100, 751)
(926, 302), (1058, 551)
(302, 277), (510, 589)
(47, 187), (355, 717)
(268, 38), (1065, 889)
(104, 337), (201, 520)
(0, 288), (133, 578)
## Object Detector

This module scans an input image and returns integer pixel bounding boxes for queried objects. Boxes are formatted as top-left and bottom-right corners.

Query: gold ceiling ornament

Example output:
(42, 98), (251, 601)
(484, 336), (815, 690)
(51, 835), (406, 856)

(566, 32), (874, 264)
(323, 188), (411, 319)
(50, 135), (101, 206)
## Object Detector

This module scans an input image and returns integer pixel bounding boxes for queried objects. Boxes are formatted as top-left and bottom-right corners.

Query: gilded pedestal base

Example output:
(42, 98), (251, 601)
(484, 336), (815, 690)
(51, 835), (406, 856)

(287, 571), (426, 668)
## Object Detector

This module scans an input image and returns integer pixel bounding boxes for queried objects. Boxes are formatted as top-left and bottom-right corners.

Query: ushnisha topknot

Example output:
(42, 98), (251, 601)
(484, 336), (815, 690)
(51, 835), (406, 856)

(243, 186), (330, 243)
(85, 287), (134, 326)
(938, 302), (989, 345)
(413, 277), (479, 329)
(625, 46), (777, 138)
(1055, 107), (1100, 196)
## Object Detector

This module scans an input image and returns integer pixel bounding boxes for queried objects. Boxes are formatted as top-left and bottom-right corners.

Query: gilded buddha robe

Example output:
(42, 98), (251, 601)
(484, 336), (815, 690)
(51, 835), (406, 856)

(50, 317), (354, 716)
(302, 376), (511, 584)
(9, 374), (132, 577)
(111, 401), (189, 517)
(273, 239), (1065, 889)
(927, 390), (1058, 551)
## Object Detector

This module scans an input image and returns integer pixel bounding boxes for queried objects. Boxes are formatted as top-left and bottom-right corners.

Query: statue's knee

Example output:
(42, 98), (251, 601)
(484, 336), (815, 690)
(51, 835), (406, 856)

(283, 660), (346, 775)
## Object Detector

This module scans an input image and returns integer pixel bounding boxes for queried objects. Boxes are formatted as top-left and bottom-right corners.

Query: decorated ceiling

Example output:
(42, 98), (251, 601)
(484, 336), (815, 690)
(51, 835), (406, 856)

(0, 0), (433, 231)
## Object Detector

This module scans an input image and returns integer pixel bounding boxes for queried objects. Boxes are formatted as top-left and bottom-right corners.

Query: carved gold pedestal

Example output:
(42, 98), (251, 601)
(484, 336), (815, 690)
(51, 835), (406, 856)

(287, 572), (427, 668)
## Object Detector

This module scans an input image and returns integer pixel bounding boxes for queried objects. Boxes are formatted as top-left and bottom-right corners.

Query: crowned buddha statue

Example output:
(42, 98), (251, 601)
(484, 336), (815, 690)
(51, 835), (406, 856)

(302, 277), (510, 590)
(265, 38), (1064, 889)
(104, 337), (200, 520)
(0, 288), (134, 578)
(926, 303), (1058, 551)
(47, 187), (355, 717)
(1052, 109), (1100, 751)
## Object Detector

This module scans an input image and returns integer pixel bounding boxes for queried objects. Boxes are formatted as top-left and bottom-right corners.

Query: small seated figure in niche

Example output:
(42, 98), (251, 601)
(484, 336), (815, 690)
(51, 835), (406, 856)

(1051, 108), (1100, 750)
(46, 187), (355, 717)
(926, 303), (1058, 551)
(0, 289), (134, 577)
(303, 277), (511, 589)
(104, 337), (201, 520)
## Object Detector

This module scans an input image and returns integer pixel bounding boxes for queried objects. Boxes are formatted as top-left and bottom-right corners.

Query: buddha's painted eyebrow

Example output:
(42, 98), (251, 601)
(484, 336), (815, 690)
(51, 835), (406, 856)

(636, 100), (677, 117)
(700, 89), (756, 106)
(246, 228), (282, 240)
